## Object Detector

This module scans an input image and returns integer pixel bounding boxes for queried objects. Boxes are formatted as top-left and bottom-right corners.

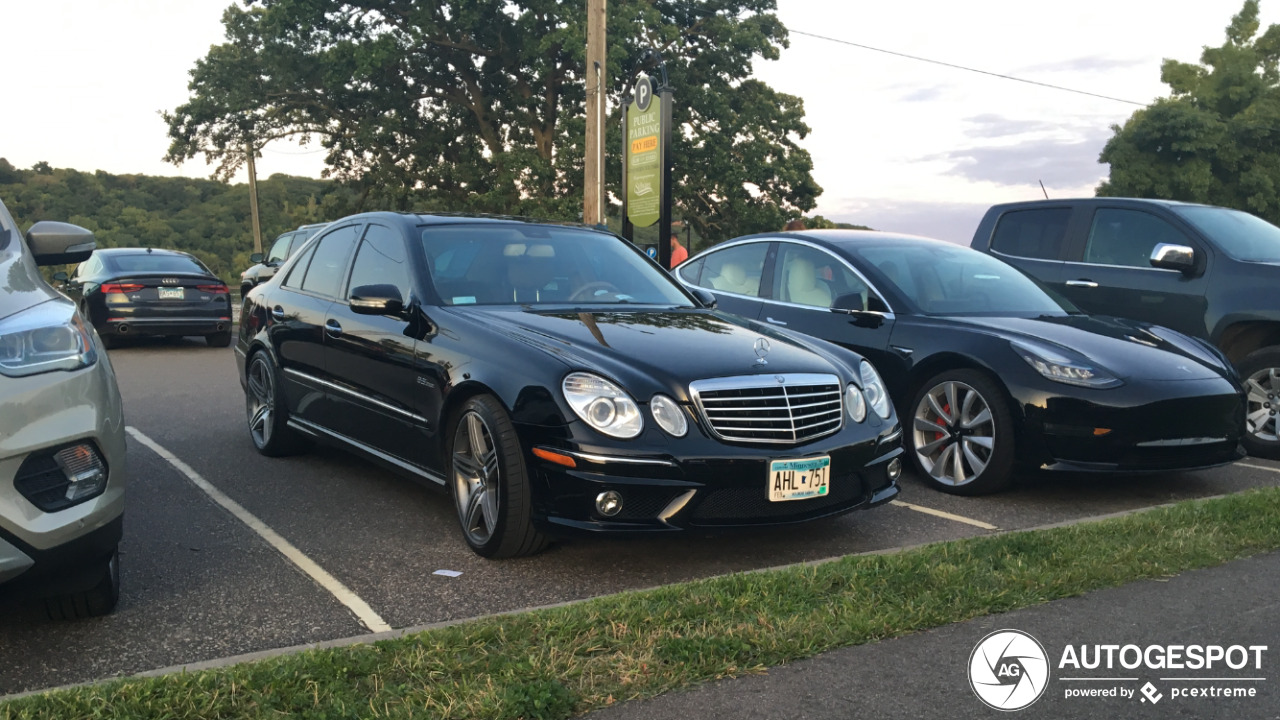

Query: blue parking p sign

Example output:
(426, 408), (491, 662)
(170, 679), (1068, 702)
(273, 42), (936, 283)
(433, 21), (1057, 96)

(646, 247), (657, 258)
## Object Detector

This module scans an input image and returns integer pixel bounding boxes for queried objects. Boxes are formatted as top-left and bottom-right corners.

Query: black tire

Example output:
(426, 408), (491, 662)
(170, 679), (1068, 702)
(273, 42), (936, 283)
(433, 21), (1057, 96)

(45, 549), (120, 620)
(101, 333), (121, 350)
(206, 330), (233, 348)
(1239, 346), (1280, 459)
(244, 350), (309, 456)
(908, 369), (1015, 495)
(240, 283), (254, 298)
(447, 395), (549, 558)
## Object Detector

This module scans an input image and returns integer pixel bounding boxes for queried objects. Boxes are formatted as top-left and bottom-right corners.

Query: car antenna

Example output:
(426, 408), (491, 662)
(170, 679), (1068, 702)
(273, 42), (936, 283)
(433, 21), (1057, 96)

(146, 247), (153, 253)
(1038, 180), (1049, 199)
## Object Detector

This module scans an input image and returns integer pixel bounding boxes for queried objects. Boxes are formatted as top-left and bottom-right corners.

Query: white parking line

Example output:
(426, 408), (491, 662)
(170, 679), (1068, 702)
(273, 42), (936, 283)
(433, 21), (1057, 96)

(889, 500), (999, 530)
(1239, 462), (1280, 474)
(126, 427), (392, 633)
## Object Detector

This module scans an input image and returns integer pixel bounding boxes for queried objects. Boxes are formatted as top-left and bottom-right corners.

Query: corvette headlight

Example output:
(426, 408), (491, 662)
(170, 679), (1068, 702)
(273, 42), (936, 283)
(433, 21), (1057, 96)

(650, 394), (687, 437)
(860, 360), (891, 419)
(846, 383), (867, 423)
(0, 301), (98, 378)
(562, 372), (644, 439)
(1013, 340), (1122, 388)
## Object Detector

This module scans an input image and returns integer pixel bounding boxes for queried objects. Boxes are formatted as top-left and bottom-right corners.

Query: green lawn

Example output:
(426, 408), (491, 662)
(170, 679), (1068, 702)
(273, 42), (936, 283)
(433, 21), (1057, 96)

(6, 487), (1279, 720)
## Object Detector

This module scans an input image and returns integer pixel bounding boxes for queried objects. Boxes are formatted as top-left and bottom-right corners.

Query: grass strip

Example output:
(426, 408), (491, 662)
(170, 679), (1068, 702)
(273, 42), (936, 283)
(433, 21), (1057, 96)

(6, 487), (1280, 720)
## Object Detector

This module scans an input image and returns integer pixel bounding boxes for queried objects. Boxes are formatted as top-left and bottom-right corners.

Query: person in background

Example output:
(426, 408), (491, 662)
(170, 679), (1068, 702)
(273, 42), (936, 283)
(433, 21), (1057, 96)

(783, 218), (806, 231)
(669, 233), (688, 268)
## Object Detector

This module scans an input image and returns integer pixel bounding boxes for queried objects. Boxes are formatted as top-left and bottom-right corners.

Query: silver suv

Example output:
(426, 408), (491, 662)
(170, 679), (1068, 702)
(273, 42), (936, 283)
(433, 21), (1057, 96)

(0, 196), (126, 618)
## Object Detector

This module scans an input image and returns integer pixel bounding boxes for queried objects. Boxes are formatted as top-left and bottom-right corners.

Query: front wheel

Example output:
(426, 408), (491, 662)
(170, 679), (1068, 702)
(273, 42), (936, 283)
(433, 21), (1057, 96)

(45, 549), (119, 620)
(1239, 347), (1280, 459)
(244, 351), (308, 456)
(909, 369), (1015, 495)
(448, 396), (548, 558)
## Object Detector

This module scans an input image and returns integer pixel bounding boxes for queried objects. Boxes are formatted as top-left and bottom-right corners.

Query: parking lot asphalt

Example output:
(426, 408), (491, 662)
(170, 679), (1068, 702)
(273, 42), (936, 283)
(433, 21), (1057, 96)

(3, 337), (1280, 695)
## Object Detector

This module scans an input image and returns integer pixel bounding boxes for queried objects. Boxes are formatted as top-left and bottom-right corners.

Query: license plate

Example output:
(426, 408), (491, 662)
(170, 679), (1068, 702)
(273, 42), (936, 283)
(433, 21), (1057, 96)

(768, 456), (830, 502)
(158, 287), (185, 300)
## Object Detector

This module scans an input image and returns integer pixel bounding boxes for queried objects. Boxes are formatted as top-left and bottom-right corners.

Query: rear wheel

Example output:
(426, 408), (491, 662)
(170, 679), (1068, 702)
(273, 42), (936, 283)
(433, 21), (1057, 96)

(448, 395), (548, 558)
(206, 330), (233, 348)
(245, 351), (308, 456)
(909, 369), (1015, 495)
(1239, 347), (1280, 459)
(45, 549), (119, 620)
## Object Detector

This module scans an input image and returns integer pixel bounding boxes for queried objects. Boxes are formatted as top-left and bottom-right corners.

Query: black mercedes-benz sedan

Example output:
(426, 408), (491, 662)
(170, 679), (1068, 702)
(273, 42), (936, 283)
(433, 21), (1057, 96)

(59, 247), (233, 347)
(235, 214), (903, 557)
(676, 230), (1246, 495)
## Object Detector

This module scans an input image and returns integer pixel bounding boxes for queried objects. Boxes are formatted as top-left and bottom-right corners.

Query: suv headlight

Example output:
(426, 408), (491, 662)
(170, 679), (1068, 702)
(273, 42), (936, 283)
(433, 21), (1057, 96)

(1012, 340), (1122, 388)
(562, 372), (644, 439)
(0, 301), (98, 378)
(860, 360), (892, 419)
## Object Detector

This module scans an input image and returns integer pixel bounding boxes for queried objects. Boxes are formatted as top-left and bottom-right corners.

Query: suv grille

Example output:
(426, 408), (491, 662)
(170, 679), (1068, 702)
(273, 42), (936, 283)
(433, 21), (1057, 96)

(690, 374), (843, 444)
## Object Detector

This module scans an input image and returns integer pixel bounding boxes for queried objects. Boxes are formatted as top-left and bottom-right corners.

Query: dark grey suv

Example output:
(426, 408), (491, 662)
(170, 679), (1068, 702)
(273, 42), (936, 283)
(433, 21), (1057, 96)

(239, 223), (327, 297)
(971, 198), (1280, 459)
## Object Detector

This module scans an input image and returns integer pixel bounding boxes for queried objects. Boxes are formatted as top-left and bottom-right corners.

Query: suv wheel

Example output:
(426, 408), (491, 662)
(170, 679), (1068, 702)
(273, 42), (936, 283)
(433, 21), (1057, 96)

(1240, 347), (1280, 459)
(45, 549), (120, 620)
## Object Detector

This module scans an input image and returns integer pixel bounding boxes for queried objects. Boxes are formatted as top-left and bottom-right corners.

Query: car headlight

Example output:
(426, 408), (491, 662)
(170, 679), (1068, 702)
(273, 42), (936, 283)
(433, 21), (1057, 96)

(562, 372), (644, 438)
(1012, 340), (1122, 388)
(649, 394), (687, 437)
(0, 301), (98, 378)
(860, 360), (891, 419)
(846, 383), (867, 422)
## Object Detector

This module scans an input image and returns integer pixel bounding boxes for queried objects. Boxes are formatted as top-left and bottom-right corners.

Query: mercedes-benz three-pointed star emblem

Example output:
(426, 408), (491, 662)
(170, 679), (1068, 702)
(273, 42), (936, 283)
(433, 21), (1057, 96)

(753, 337), (770, 364)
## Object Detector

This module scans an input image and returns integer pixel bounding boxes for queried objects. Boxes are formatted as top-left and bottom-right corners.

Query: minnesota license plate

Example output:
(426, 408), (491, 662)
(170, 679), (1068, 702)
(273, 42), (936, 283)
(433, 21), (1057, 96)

(158, 287), (184, 300)
(768, 456), (830, 502)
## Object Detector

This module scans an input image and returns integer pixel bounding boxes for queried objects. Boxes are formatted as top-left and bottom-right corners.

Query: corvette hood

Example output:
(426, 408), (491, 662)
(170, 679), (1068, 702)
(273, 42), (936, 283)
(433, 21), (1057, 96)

(949, 314), (1226, 381)
(444, 307), (849, 400)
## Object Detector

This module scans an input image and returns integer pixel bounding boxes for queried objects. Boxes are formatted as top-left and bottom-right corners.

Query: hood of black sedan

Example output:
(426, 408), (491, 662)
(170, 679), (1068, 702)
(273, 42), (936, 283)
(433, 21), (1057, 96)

(445, 307), (844, 398)
(950, 314), (1224, 381)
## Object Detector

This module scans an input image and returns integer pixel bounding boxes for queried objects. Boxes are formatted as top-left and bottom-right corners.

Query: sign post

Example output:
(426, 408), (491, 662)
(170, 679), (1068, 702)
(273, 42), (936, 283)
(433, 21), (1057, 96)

(622, 71), (673, 267)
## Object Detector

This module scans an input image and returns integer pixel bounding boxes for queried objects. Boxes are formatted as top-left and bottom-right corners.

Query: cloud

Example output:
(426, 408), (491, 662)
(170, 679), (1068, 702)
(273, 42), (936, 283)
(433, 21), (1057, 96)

(820, 199), (995, 246)
(1016, 56), (1147, 74)
(899, 86), (946, 103)
(962, 114), (1059, 138)
(936, 130), (1112, 189)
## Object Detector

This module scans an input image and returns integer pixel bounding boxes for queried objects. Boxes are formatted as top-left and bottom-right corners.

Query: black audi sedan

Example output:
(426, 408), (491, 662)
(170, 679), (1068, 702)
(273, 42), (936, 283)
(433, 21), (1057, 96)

(59, 247), (233, 347)
(235, 214), (903, 557)
(676, 230), (1245, 495)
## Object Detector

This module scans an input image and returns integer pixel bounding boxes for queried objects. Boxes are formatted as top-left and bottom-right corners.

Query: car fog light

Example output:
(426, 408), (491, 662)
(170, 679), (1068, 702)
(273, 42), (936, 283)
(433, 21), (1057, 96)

(596, 490), (623, 517)
(887, 457), (903, 482)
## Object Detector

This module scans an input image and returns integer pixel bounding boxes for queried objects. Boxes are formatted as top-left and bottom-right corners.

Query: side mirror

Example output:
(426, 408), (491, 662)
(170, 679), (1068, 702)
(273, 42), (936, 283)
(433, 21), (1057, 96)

(690, 287), (718, 309)
(350, 283), (406, 316)
(1150, 243), (1196, 274)
(249, 252), (264, 264)
(26, 222), (95, 266)
(52, 271), (69, 282)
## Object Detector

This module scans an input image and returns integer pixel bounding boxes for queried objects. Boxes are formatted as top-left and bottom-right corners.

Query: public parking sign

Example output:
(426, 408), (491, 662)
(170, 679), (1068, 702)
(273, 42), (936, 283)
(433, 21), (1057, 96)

(625, 74), (662, 228)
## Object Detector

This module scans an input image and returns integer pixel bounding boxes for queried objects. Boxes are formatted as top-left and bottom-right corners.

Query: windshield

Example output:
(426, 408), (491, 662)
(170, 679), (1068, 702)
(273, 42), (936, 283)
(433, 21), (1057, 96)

(105, 253), (210, 274)
(1173, 206), (1280, 263)
(421, 224), (694, 307)
(858, 242), (1070, 316)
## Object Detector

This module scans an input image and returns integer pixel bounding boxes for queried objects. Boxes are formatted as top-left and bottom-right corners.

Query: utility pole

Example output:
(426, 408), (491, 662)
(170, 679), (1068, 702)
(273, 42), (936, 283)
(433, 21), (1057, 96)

(583, 0), (606, 226)
(245, 141), (263, 255)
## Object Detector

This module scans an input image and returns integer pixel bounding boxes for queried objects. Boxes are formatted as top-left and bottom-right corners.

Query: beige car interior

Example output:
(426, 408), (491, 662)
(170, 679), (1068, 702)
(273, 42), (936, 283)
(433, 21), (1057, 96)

(783, 256), (833, 307)
(709, 261), (760, 295)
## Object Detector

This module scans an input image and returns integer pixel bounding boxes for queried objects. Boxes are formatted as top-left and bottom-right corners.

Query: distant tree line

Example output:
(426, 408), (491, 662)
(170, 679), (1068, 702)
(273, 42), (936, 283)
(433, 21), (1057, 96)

(0, 158), (354, 283)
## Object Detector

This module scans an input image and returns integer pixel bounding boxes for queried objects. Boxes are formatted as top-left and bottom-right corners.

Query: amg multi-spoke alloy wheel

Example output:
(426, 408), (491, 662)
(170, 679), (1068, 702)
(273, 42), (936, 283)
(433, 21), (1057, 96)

(910, 369), (1014, 495)
(245, 351), (306, 456)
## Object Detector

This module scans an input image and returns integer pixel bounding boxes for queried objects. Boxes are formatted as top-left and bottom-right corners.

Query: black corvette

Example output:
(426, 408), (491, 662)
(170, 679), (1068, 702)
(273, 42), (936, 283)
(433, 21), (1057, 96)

(677, 230), (1246, 494)
(235, 214), (902, 557)
(59, 247), (233, 347)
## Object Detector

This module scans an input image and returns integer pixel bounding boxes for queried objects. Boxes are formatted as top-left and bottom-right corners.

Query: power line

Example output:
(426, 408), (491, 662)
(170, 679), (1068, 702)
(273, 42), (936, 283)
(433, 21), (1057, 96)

(790, 29), (1148, 107)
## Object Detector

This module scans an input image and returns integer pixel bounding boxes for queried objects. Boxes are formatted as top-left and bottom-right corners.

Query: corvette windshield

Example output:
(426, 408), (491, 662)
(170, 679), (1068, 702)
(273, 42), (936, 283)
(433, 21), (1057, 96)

(858, 242), (1071, 316)
(421, 224), (694, 307)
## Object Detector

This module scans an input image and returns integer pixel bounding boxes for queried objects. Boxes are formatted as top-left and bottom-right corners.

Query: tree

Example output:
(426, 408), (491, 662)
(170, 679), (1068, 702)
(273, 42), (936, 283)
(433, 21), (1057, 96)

(165, 0), (819, 242)
(1098, 1), (1280, 222)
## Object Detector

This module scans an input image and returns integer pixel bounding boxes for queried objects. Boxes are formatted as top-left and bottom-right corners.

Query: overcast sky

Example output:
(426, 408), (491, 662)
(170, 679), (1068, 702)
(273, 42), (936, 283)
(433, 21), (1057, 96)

(0, 0), (1271, 243)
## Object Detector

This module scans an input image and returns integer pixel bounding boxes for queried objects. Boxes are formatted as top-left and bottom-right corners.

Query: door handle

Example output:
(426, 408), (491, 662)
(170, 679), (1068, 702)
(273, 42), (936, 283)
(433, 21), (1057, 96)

(765, 316), (787, 326)
(271, 306), (286, 320)
(1065, 280), (1099, 288)
(325, 319), (343, 338)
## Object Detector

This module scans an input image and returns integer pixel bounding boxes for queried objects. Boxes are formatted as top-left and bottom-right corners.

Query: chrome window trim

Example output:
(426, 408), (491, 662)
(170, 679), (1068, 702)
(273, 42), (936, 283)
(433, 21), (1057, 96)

(288, 417), (445, 485)
(283, 368), (430, 425)
(689, 373), (844, 445)
(1060, 258), (1183, 273)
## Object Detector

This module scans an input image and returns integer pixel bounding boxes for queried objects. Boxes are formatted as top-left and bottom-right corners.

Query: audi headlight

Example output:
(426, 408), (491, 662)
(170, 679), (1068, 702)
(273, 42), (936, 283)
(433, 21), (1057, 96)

(562, 372), (644, 438)
(846, 383), (867, 422)
(0, 301), (98, 378)
(1012, 340), (1122, 388)
(650, 394), (687, 437)
(860, 360), (891, 419)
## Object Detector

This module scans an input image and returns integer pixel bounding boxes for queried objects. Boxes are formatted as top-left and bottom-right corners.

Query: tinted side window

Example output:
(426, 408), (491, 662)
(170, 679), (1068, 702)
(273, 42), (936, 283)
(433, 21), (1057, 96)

(1084, 209), (1189, 268)
(347, 224), (410, 302)
(282, 244), (316, 289)
(696, 243), (768, 296)
(677, 258), (703, 284)
(266, 233), (293, 264)
(300, 225), (359, 297)
(990, 208), (1072, 260)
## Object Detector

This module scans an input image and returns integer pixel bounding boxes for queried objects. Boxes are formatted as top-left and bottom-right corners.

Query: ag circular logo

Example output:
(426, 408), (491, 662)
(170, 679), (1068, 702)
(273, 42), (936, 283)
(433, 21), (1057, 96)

(969, 629), (1050, 711)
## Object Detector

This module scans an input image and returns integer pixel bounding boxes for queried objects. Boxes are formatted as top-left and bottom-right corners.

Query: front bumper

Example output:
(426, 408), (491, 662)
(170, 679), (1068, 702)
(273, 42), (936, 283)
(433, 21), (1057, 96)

(1015, 375), (1245, 473)
(519, 418), (903, 536)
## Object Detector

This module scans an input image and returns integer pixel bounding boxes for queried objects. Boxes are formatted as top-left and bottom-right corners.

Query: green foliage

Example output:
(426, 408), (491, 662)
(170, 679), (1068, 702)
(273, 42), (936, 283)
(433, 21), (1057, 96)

(802, 214), (873, 230)
(0, 160), (354, 283)
(165, 0), (819, 243)
(1099, 0), (1280, 222)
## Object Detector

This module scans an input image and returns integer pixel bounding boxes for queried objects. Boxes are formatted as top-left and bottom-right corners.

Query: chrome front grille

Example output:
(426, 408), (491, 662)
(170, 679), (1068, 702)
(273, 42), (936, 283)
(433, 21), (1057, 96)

(690, 373), (843, 444)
